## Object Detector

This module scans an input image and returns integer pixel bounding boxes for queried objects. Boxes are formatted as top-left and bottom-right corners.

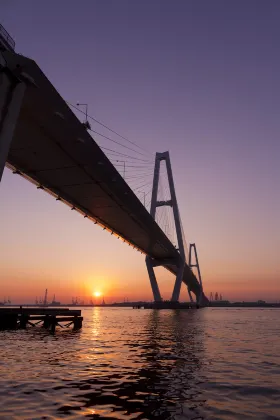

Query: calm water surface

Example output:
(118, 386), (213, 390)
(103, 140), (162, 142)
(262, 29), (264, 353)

(0, 308), (280, 419)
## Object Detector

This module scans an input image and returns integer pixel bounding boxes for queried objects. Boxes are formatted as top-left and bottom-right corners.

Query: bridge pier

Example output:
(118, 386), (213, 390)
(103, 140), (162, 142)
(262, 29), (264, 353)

(146, 256), (188, 303)
(171, 260), (185, 302)
(148, 151), (187, 302)
(145, 256), (162, 302)
(146, 152), (208, 305)
(189, 243), (204, 305)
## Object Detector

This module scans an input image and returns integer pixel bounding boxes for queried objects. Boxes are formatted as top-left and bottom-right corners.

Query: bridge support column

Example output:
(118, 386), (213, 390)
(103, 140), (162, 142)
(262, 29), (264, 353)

(149, 151), (187, 302)
(171, 260), (185, 302)
(146, 151), (208, 306)
(188, 288), (194, 303)
(0, 57), (26, 183)
(145, 256), (162, 302)
(189, 243), (204, 305)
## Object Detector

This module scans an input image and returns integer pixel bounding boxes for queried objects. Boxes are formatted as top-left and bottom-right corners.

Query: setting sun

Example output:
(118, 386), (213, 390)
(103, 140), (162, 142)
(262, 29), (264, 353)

(94, 291), (101, 297)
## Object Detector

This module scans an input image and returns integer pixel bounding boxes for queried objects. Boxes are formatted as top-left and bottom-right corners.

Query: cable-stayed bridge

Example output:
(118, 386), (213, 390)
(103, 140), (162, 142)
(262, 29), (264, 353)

(0, 39), (208, 305)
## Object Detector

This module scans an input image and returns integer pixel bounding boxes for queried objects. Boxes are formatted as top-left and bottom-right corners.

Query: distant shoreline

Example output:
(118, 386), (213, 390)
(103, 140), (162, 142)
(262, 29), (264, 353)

(208, 302), (280, 308)
(1, 302), (280, 309)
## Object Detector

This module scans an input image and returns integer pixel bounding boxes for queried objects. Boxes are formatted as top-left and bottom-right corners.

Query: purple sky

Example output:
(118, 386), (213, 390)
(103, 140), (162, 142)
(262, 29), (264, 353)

(0, 0), (279, 302)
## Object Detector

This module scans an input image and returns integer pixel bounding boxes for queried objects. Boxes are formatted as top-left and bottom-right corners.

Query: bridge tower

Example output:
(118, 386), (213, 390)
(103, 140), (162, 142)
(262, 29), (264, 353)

(146, 151), (187, 302)
(189, 243), (204, 304)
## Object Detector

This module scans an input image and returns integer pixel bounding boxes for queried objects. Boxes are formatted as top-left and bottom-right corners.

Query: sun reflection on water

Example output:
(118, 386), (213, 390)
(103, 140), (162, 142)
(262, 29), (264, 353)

(0, 308), (280, 419)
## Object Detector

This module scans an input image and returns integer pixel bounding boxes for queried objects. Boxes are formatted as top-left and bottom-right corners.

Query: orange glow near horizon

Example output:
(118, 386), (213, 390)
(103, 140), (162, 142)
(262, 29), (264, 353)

(94, 291), (102, 297)
(0, 161), (279, 304)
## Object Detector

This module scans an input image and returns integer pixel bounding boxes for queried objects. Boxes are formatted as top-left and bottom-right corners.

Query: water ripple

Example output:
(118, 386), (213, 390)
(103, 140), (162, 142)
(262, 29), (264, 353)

(0, 308), (280, 419)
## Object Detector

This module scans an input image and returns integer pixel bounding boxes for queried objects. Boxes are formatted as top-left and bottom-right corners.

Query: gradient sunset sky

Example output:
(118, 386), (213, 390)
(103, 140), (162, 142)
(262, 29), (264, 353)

(1, 0), (279, 303)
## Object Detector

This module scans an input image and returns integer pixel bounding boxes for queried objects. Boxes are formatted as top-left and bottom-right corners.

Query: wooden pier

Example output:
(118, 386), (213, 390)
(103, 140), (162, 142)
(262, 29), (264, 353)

(0, 307), (83, 332)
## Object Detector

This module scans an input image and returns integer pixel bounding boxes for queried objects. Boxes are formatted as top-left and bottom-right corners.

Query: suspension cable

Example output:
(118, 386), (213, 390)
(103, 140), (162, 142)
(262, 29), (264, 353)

(67, 101), (150, 155)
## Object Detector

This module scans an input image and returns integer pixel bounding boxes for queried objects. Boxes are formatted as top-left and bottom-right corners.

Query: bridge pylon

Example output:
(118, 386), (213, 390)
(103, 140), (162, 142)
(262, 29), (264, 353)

(147, 151), (186, 302)
(188, 243), (204, 305)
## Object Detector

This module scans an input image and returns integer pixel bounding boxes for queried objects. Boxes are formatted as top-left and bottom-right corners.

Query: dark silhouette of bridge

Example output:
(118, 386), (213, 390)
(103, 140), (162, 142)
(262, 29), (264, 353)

(0, 32), (208, 305)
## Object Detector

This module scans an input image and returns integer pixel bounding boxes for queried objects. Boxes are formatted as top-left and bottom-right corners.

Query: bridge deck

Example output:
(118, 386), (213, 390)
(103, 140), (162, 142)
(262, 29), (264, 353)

(2, 50), (201, 297)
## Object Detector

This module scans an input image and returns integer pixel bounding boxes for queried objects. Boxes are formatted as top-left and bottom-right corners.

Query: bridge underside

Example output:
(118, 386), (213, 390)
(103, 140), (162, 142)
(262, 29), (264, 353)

(0, 50), (207, 304)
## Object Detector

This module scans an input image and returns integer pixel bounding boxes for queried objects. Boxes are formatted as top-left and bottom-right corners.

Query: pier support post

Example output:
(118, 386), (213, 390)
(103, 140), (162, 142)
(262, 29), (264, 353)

(50, 316), (56, 333)
(145, 256), (162, 302)
(0, 56), (26, 182)
(171, 260), (185, 302)
(0, 314), (18, 329)
(19, 314), (28, 329)
(189, 243), (205, 305)
(43, 315), (51, 329)
(73, 316), (82, 330)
